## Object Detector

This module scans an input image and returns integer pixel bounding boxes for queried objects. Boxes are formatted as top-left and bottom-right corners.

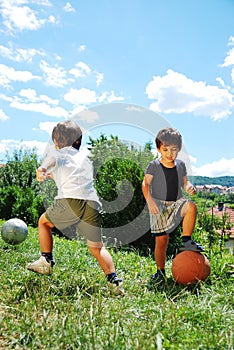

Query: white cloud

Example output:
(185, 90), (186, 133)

(78, 45), (86, 52)
(0, 0), (54, 33)
(19, 88), (37, 100)
(125, 106), (145, 113)
(48, 15), (56, 24)
(16, 47), (45, 62)
(40, 60), (70, 87)
(0, 139), (48, 161)
(221, 48), (234, 67)
(0, 45), (45, 63)
(96, 72), (104, 86)
(231, 68), (234, 85)
(10, 100), (68, 118)
(192, 158), (234, 177)
(3, 89), (67, 117)
(19, 88), (59, 105)
(76, 110), (99, 123)
(0, 109), (9, 121)
(69, 61), (91, 78)
(146, 69), (234, 121)
(64, 88), (98, 105)
(38, 121), (57, 135)
(107, 91), (124, 103)
(228, 36), (234, 46)
(216, 77), (225, 88)
(64, 87), (125, 107)
(220, 36), (234, 85)
(63, 2), (75, 13)
(0, 63), (40, 87)
(0, 94), (12, 102)
(98, 92), (107, 103)
(189, 155), (197, 164)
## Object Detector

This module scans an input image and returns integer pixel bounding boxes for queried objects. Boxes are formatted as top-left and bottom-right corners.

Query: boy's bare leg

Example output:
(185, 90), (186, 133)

(88, 243), (115, 275)
(88, 242), (124, 295)
(38, 213), (54, 252)
(154, 235), (169, 270)
(180, 201), (197, 236)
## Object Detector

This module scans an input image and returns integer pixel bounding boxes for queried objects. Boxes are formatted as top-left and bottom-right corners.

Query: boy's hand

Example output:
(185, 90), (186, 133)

(46, 172), (54, 180)
(147, 198), (160, 215)
(36, 167), (47, 182)
(185, 183), (196, 195)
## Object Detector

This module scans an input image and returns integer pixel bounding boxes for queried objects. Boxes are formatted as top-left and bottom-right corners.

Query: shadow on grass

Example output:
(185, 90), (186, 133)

(10, 272), (105, 303)
(145, 276), (211, 299)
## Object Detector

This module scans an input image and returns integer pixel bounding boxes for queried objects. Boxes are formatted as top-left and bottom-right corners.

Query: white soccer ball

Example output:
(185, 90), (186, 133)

(1, 218), (28, 245)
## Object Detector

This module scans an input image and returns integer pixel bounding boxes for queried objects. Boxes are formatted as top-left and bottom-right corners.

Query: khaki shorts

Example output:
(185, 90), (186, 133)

(45, 198), (102, 243)
(150, 197), (188, 236)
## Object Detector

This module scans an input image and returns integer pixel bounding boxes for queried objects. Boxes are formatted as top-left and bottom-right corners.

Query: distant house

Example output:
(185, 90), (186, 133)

(207, 204), (234, 239)
(196, 184), (226, 195)
(225, 186), (234, 195)
(195, 185), (204, 192)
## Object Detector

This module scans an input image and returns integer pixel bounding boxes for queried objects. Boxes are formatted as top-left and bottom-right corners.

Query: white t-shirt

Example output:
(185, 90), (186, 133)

(47, 146), (101, 205)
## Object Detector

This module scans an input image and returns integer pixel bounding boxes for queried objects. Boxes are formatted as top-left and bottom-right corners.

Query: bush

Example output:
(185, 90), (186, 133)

(88, 134), (155, 248)
(0, 148), (44, 226)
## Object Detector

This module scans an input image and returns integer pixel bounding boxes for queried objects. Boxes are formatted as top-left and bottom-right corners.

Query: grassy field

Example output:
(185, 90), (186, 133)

(0, 221), (233, 350)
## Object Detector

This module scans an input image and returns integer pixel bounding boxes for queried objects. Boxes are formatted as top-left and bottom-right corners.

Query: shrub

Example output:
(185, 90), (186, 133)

(0, 148), (44, 226)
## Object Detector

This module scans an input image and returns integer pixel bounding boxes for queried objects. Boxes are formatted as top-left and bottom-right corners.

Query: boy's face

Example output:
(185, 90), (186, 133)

(157, 143), (179, 165)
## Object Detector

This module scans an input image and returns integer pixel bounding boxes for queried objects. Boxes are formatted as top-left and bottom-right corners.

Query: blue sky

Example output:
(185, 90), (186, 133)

(0, 0), (234, 177)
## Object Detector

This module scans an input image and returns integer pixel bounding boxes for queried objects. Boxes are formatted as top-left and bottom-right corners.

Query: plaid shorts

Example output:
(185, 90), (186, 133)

(150, 197), (188, 236)
(45, 198), (102, 243)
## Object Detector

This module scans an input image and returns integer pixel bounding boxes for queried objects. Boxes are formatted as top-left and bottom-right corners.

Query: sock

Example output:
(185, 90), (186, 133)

(182, 236), (191, 243)
(41, 252), (54, 264)
(106, 272), (117, 282)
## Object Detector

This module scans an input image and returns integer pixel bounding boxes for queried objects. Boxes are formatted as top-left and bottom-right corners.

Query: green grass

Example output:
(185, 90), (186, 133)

(0, 221), (234, 350)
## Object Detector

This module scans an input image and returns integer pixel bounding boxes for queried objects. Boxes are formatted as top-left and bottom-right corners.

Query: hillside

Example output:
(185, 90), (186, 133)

(188, 176), (234, 187)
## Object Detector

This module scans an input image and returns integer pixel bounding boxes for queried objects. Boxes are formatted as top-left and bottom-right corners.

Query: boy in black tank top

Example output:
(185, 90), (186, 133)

(142, 127), (204, 284)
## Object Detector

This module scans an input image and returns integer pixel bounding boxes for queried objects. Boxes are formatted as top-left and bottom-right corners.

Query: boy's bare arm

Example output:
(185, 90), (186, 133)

(36, 156), (56, 182)
(142, 174), (160, 214)
(183, 176), (196, 195)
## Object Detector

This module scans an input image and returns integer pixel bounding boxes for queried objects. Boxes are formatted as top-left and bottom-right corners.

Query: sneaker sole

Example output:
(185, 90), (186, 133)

(26, 265), (52, 275)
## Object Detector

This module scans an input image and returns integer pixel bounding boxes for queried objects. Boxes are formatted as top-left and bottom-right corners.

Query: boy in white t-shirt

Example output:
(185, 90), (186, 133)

(27, 120), (124, 295)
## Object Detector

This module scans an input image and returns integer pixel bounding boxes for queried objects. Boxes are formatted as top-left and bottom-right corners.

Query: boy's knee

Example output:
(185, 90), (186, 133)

(87, 241), (104, 257)
(181, 200), (196, 217)
(189, 201), (197, 213)
(87, 240), (103, 249)
(38, 213), (53, 226)
(156, 235), (168, 248)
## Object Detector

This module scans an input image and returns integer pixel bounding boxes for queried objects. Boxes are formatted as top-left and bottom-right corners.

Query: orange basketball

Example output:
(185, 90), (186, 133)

(172, 251), (210, 285)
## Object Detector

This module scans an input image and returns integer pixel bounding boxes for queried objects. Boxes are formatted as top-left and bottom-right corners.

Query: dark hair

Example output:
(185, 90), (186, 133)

(155, 127), (182, 150)
(52, 120), (82, 150)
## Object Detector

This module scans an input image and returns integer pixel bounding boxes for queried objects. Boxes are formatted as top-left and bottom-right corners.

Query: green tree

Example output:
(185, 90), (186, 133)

(88, 134), (155, 248)
(0, 148), (44, 226)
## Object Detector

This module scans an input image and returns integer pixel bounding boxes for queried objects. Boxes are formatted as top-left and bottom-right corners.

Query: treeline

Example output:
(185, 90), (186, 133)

(1, 139), (231, 255)
(0, 135), (154, 234)
(189, 176), (234, 187)
(0, 135), (158, 253)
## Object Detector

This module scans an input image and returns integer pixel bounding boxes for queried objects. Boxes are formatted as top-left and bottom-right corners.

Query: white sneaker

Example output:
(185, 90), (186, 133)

(26, 256), (53, 275)
(108, 277), (125, 296)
